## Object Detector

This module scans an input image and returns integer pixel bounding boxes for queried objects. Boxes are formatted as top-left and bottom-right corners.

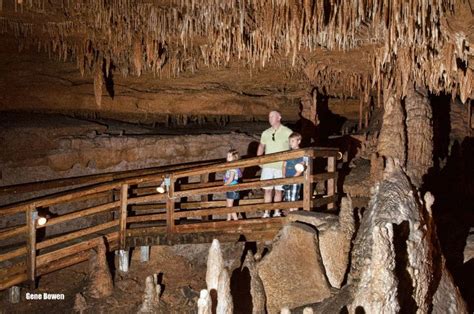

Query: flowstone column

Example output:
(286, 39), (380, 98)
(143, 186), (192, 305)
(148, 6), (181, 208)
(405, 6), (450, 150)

(377, 90), (406, 166)
(405, 86), (433, 186)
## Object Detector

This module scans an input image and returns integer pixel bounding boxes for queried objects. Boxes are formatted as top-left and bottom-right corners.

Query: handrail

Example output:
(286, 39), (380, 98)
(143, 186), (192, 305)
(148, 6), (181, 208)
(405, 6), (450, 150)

(0, 158), (225, 196)
(0, 146), (339, 291)
(173, 147), (338, 179)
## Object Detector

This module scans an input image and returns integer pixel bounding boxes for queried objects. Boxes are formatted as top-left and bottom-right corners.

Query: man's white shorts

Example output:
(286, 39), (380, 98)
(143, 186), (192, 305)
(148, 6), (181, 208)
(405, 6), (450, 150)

(260, 168), (284, 190)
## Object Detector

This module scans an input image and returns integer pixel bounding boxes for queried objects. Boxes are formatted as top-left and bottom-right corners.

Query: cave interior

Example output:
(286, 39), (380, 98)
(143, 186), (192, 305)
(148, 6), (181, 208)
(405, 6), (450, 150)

(0, 0), (473, 313)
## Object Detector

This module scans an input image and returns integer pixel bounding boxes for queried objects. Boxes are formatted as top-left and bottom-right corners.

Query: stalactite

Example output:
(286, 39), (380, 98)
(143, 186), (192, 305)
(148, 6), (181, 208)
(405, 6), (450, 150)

(93, 61), (103, 108)
(0, 0), (469, 101)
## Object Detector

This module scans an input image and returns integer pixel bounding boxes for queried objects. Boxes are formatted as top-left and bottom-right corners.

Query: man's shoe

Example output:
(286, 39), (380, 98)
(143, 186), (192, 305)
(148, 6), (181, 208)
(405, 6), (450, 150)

(273, 211), (281, 217)
(262, 212), (270, 218)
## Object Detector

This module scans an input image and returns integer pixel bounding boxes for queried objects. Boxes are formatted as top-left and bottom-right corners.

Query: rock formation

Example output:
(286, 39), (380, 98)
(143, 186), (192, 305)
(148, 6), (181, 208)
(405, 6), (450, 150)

(317, 196), (355, 288)
(138, 274), (161, 313)
(293, 158), (468, 313)
(216, 268), (233, 314)
(405, 85), (434, 187)
(197, 289), (212, 314)
(205, 239), (225, 293)
(377, 92), (406, 166)
(351, 223), (400, 312)
(287, 195), (355, 289)
(86, 237), (113, 299)
(243, 251), (266, 314)
(257, 223), (331, 313)
(73, 293), (88, 313)
(348, 158), (467, 313)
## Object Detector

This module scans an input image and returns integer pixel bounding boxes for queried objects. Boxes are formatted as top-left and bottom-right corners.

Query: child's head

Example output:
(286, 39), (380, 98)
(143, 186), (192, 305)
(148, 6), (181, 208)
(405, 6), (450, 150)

(289, 132), (302, 149)
(227, 149), (239, 162)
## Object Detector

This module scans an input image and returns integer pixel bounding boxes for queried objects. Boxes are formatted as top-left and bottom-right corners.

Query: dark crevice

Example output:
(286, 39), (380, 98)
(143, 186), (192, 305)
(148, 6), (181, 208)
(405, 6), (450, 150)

(393, 221), (417, 312)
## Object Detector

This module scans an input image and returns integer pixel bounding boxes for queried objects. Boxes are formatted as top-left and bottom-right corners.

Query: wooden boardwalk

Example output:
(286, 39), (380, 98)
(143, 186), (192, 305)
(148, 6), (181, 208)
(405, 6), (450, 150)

(0, 147), (339, 290)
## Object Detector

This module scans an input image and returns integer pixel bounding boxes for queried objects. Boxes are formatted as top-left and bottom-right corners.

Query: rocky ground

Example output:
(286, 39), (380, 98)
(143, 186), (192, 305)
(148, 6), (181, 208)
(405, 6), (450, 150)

(0, 243), (249, 313)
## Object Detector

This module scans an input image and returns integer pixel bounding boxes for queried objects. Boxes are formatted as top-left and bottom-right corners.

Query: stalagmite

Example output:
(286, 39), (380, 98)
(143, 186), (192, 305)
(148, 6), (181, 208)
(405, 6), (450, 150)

(206, 239), (224, 292)
(348, 157), (468, 313)
(216, 268), (233, 314)
(405, 85), (433, 186)
(351, 223), (399, 313)
(243, 251), (266, 314)
(87, 237), (113, 298)
(280, 307), (291, 314)
(302, 307), (314, 314)
(73, 293), (87, 313)
(377, 90), (406, 166)
(138, 274), (161, 313)
(197, 289), (212, 314)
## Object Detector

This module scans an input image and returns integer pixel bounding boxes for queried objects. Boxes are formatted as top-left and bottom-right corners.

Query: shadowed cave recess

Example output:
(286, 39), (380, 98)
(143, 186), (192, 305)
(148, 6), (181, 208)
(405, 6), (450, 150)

(0, 0), (473, 313)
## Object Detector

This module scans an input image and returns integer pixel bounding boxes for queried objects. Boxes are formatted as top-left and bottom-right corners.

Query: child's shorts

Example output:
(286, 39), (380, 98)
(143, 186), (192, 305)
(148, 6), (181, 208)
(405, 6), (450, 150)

(284, 184), (301, 202)
(226, 191), (240, 200)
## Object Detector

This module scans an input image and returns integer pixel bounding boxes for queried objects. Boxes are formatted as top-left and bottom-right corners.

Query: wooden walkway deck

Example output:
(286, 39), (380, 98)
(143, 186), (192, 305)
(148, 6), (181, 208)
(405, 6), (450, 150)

(0, 147), (339, 290)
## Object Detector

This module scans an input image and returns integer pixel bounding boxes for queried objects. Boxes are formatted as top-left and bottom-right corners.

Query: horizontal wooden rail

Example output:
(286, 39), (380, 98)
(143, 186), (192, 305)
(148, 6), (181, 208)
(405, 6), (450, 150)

(0, 273), (28, 291)
(174, 217), (285, 233)
(37, 250), (92, 276)
(174, 172), (336, 198)
(36, 232), (118, 268)
(0, 225), (27, 241)
(127, 213), (167, 223)
(0, 246), (27, 263)
(173, 147), (339, 179)
(130, 204), (166, 211)
(0, 261), (26, 278)
(175, 176), (305, 198)
(173, 201), (303, 219)
(179, 178), (260, 190)
(37, 201), (120, 229)
(180, 198), (264, 209)
(126, 226), (167, 236)
(0, 158), (223, 197)
(36, 220), (119, 251)
(128, 193), (167, 205)
(0, 182), (122, 217)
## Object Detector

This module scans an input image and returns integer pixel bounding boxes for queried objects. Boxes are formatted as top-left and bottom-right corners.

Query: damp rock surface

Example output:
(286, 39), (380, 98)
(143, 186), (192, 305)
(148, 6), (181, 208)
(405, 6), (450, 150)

(257, 223), (331, 314)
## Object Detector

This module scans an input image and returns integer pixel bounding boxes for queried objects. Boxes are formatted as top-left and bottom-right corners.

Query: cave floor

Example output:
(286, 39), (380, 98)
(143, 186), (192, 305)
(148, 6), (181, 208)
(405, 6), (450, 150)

(0, 245), (205, 313)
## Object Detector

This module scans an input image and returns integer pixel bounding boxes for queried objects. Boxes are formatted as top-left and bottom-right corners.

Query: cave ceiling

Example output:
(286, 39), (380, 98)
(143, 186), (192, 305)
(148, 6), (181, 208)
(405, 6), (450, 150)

(0, 0), (472, 120)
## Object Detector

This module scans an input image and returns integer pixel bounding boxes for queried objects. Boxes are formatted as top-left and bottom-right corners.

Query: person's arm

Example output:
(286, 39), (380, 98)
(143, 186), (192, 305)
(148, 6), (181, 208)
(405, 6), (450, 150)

(224, 171), (236, 186)
(282, 161), (287, 177)
(257, 143), (265, 156)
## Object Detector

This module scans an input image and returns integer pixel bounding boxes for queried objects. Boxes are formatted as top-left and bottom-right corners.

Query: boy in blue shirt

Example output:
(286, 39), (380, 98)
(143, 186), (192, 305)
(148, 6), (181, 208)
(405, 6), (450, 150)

(283, 132), (306, 212)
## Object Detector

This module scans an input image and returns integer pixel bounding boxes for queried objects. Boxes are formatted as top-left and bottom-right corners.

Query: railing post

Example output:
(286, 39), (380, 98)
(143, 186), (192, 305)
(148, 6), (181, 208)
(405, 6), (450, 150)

(303, 156), (313, 211)
(26, 205), (37, 289)
(200, 173), (210, 221)
(119, 184), (128, 249)
(327, 156), (336, 209)
(166, 175), (175, 233)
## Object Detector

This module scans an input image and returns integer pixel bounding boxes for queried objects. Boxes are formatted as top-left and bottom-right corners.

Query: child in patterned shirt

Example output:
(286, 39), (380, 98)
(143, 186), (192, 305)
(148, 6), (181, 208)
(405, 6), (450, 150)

(223, 149), (242, 220)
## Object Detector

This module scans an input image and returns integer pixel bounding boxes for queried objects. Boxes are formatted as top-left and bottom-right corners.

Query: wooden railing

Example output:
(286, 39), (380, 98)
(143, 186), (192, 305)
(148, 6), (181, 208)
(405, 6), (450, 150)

(0, 147), (339, 291)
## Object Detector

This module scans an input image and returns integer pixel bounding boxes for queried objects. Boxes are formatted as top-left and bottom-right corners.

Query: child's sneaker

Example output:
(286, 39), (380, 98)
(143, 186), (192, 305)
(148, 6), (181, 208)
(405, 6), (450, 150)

(262, 211), (270, 218)
(273, 210), (282, 217)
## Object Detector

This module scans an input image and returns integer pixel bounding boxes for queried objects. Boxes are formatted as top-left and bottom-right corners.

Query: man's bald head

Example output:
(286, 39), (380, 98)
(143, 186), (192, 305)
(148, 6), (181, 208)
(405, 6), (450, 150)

(268, 110), (282, 128)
